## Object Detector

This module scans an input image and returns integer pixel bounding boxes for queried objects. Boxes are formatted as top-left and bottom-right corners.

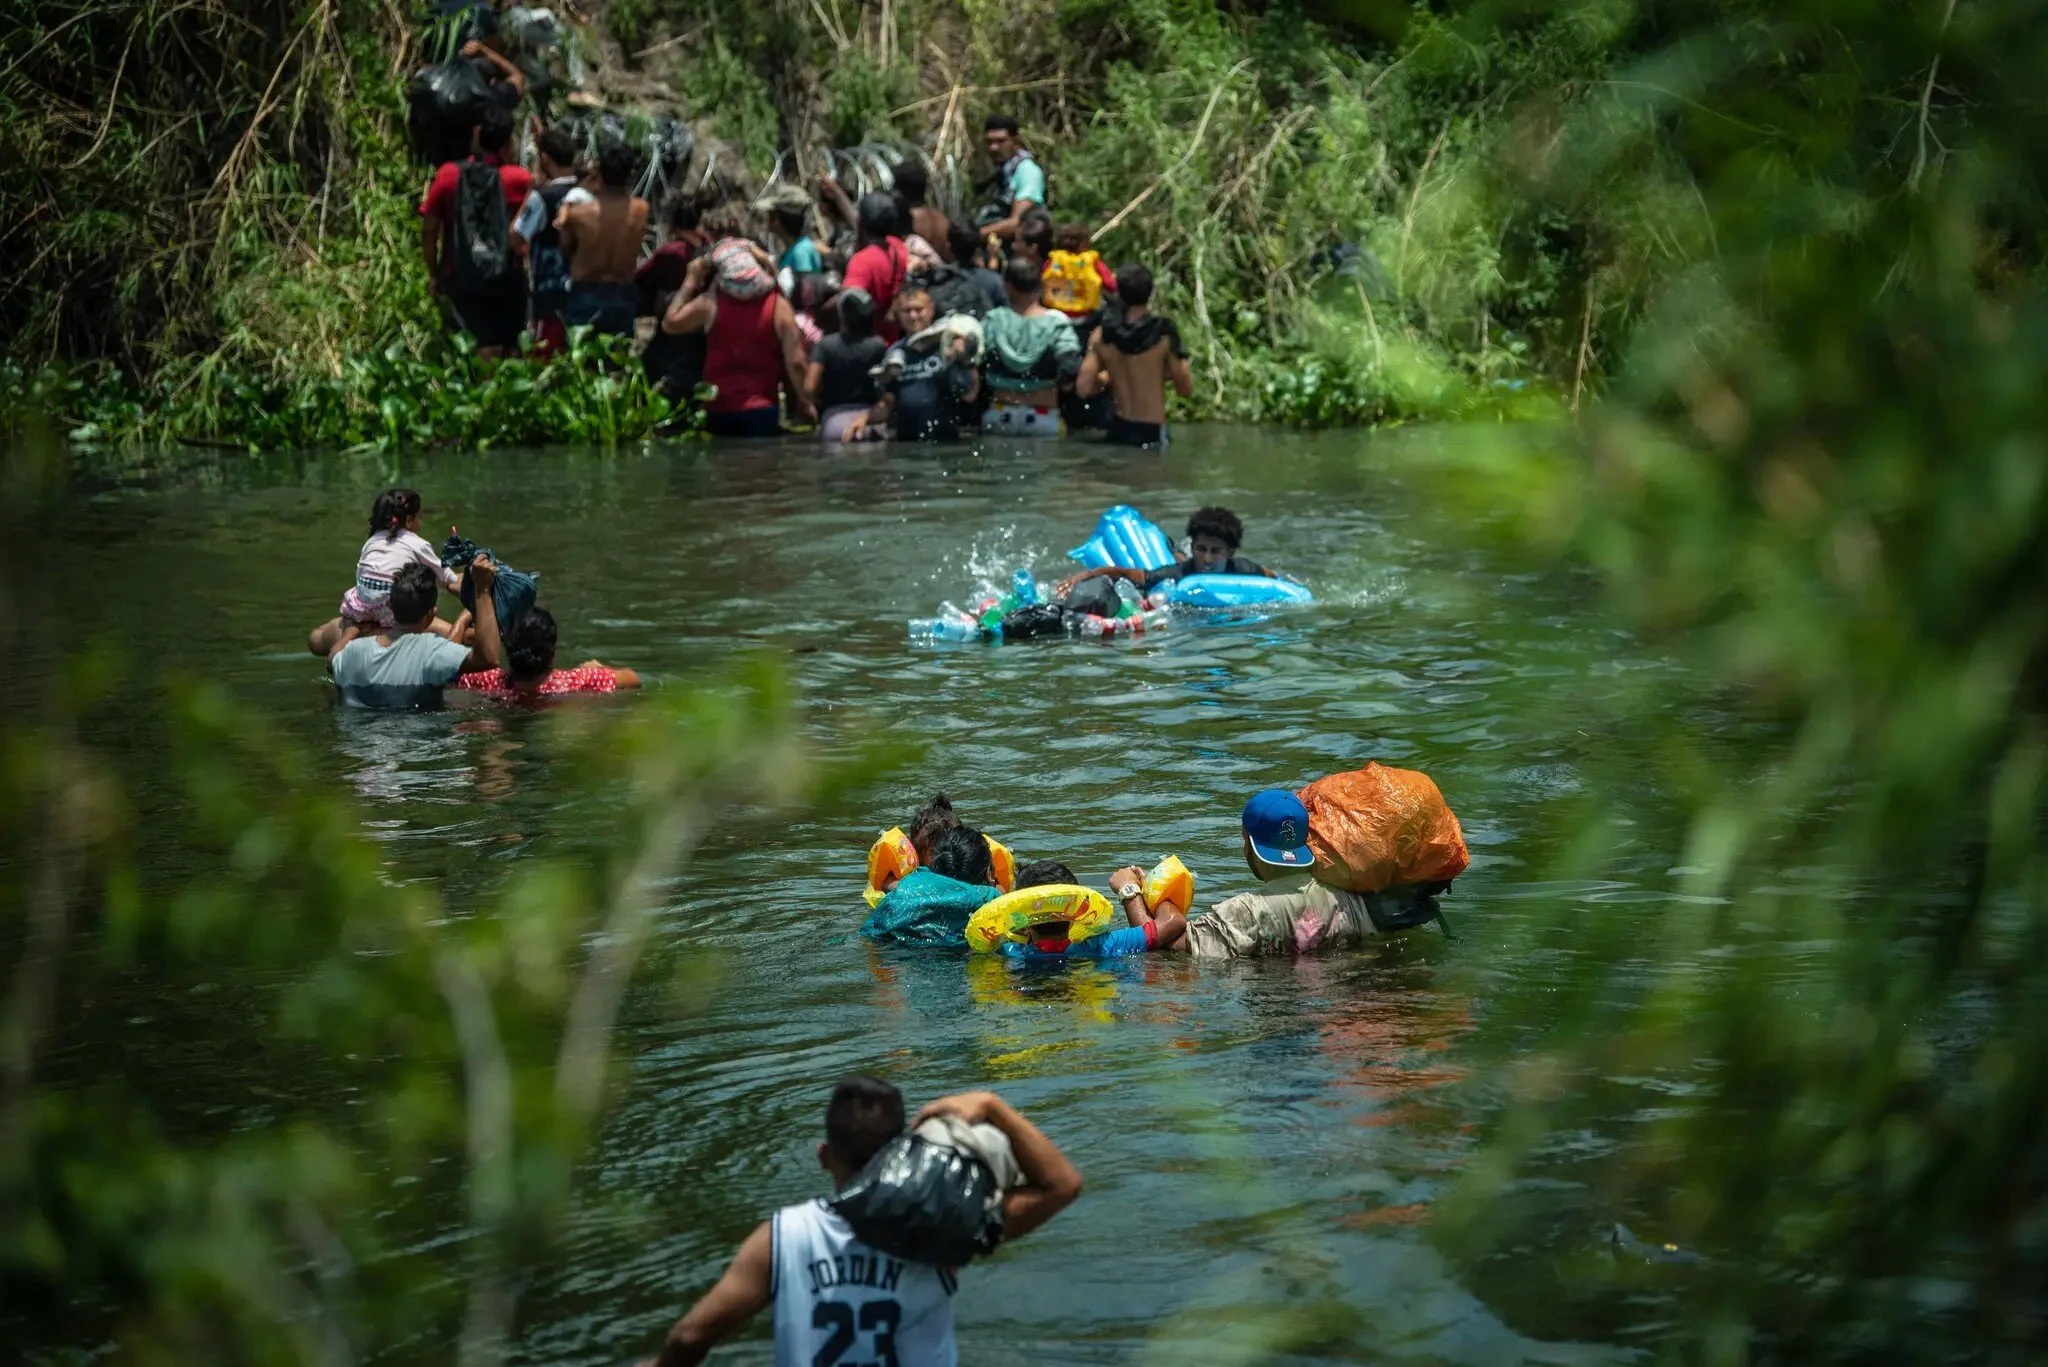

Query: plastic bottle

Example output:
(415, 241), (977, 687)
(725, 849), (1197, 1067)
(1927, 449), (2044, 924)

(1113, 578), (1142, 616)
(908, 603), (984, 642)
(1011, 569), (1039, 606)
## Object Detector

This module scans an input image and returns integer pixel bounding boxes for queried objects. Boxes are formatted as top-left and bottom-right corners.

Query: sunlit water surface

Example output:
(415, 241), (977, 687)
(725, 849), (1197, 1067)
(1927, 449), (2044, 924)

(42, 426), (1729, 1364)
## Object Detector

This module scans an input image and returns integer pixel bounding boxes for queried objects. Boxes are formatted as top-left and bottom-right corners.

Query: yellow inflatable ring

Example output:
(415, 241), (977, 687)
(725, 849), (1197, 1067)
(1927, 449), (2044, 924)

(965, 884), (1117, 954)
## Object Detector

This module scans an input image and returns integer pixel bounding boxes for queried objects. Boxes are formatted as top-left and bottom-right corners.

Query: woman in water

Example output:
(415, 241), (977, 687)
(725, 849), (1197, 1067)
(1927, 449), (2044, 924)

(455, 607), (641, 700)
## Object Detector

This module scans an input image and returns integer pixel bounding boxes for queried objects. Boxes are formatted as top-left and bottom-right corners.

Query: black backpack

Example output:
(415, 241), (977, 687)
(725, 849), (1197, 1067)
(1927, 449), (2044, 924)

(450, 157), (512, 292)
(920, 263), (988, 320)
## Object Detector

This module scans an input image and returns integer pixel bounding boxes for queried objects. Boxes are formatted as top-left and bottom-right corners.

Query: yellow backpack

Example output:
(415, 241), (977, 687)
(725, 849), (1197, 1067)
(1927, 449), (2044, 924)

(1042, 249), (1104, 314)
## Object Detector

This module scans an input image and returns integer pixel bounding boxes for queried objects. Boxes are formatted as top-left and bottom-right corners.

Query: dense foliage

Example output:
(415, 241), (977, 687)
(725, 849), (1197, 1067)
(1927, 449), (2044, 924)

(4, 0), (2047, 1357)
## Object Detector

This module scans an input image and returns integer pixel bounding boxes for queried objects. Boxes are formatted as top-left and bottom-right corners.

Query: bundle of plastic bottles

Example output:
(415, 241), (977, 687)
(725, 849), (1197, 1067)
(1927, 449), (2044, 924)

(908, 569), (1171, 643)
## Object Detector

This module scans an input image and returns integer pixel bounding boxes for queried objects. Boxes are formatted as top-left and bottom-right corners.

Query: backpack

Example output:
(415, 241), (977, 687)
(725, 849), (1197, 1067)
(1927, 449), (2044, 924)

(920, 263), (989, 320)
(528, 179), (576, 303)
(449, 158), (512, 292)
(1042, 249), (1103, 314)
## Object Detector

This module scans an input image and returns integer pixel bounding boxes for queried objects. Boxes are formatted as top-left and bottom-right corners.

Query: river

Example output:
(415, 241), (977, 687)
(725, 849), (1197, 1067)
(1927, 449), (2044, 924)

(41, 425), (1714, 1363)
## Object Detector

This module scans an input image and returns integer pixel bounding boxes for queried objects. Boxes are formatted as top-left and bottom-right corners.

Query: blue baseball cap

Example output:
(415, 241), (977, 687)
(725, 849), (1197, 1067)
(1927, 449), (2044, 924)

(1242, 789), (1314, 868)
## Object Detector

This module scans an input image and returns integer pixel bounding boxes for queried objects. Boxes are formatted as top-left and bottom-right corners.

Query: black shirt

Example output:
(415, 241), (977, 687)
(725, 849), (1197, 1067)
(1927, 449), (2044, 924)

(884, 342), (975, 441)
(810, 332), (887, 410)
(1140, 556), (1266, 591)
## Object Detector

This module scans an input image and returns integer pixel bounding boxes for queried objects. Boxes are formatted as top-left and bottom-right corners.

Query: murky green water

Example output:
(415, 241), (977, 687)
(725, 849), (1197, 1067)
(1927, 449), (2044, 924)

(43, 426), (1718, 1363)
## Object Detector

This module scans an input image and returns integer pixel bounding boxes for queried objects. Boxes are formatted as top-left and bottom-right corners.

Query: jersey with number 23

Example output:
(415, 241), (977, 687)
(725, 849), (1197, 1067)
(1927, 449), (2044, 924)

(771, 1198), (958, 1367)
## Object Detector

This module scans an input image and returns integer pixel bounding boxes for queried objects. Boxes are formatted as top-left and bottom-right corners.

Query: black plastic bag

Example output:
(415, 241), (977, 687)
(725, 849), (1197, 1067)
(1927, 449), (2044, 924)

(440, 534), (539, 627)
(1059, 576), (1123, 620)
(998, 602), (1067, 640)
(407, 60), (490, 159)
(829, 1135), (1004, 1267)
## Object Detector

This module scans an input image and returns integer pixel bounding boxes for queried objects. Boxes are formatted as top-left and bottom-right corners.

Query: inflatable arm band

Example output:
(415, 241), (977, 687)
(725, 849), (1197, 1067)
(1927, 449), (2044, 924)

(1143, 855), (1195, 912)
(965, 885), (1117, 953)
(1164, 574), (1315, 608)
(1069, 505), (1178, 572)
(864, 828), (1016, 907)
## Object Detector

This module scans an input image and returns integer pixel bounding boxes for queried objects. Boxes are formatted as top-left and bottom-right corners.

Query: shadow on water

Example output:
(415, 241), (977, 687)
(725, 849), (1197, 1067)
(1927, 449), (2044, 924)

(32, 426), (1716, 1363)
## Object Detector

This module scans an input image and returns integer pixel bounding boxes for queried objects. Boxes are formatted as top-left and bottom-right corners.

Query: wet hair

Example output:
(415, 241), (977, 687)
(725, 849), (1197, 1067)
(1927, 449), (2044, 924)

(825, 1075), (905, 1171)
(1015, 860), (1077, 889)
(668, 196), (701, 232)
(1002, 253), (1042, 296)
(893, 160), (928, 205)
(538, 127), (578, 171)
(856, 191), (897, 242)
(388, 563), (439, 628)
(370, 487), (422, 539)
(929, 824), (994, 885)
(985, 114), (1021, 136)
(597, 140), (637, 188)
(837, 288), (876, 340)
(1187, 505), (1245, 550)
(479, 105), (515, 155)
(907, 793), (959, 862)
(1118, 264), (1154, 308)
(1053, 223), (1090, 253)
(503, 607), (559, 681)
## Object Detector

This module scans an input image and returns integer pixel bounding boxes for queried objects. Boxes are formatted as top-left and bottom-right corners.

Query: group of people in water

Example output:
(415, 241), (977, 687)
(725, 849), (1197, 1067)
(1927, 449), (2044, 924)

(306, 487), (637, 703)
(396, 16), (1439, 1363)
(633, 772), (1460, 1365)
(420, 79), (1191, 444)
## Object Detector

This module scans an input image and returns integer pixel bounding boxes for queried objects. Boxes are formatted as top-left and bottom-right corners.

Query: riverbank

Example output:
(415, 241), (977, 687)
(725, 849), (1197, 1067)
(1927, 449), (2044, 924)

(4, 1), (1633, 448)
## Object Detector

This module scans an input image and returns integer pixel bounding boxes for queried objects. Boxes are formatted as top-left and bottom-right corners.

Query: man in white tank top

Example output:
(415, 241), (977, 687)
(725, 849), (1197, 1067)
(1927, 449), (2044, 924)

(639, 1077), (1082, 1367)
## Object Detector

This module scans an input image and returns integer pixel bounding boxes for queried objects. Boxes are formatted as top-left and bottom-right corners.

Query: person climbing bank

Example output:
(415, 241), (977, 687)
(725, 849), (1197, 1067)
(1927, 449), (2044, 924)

(977, 113), (1046, 244)
(419, 105), (534, 359)
(557, 139), (650, 337)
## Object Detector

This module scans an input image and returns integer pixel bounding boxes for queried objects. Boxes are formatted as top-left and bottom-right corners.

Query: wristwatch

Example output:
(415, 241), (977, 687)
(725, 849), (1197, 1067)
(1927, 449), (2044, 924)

(1115, 883), (1143, 902)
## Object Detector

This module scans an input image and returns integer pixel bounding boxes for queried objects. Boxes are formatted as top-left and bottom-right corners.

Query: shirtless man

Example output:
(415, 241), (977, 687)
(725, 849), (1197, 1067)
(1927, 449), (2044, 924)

(1076, 265), (1192, 449)
(557, 140), (649, 337)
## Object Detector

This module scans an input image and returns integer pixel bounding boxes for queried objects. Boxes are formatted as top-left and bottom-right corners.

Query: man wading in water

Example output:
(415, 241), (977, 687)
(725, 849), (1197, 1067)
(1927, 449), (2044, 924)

(557, 140), (649, 337)
(1076, 265), (1193, 449)
(639, 1078), (1082, 1366)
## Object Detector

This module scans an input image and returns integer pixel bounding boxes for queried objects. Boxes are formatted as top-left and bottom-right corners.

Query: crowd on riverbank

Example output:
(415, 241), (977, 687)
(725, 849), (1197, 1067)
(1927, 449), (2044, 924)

(415, 2), (1192, 446)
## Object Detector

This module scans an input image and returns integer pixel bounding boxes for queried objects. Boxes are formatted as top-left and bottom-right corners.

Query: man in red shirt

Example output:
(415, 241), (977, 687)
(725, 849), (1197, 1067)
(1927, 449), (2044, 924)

(419, 106), (535, 358)
(840, 192), (909, 344)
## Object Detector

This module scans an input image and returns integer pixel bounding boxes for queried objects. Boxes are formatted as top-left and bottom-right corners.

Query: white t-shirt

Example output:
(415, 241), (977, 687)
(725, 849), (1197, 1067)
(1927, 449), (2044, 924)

(355, 530), (460, 601)
(330, 632), (473, 709)
(770, 1199), (956, 1367)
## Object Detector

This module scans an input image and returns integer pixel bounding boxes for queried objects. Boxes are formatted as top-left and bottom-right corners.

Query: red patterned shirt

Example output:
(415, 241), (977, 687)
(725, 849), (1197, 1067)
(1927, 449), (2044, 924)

(455, 666), (619, 699)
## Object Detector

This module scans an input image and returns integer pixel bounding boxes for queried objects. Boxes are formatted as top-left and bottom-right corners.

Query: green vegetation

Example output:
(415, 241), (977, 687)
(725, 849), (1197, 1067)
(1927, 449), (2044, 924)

(4, 0), (2047, 1358)
(0, 0), (1660, 442)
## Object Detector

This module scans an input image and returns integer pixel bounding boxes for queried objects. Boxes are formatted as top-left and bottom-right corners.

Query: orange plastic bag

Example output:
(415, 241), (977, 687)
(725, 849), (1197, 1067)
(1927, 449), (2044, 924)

(1297, 764), (1468, 893)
